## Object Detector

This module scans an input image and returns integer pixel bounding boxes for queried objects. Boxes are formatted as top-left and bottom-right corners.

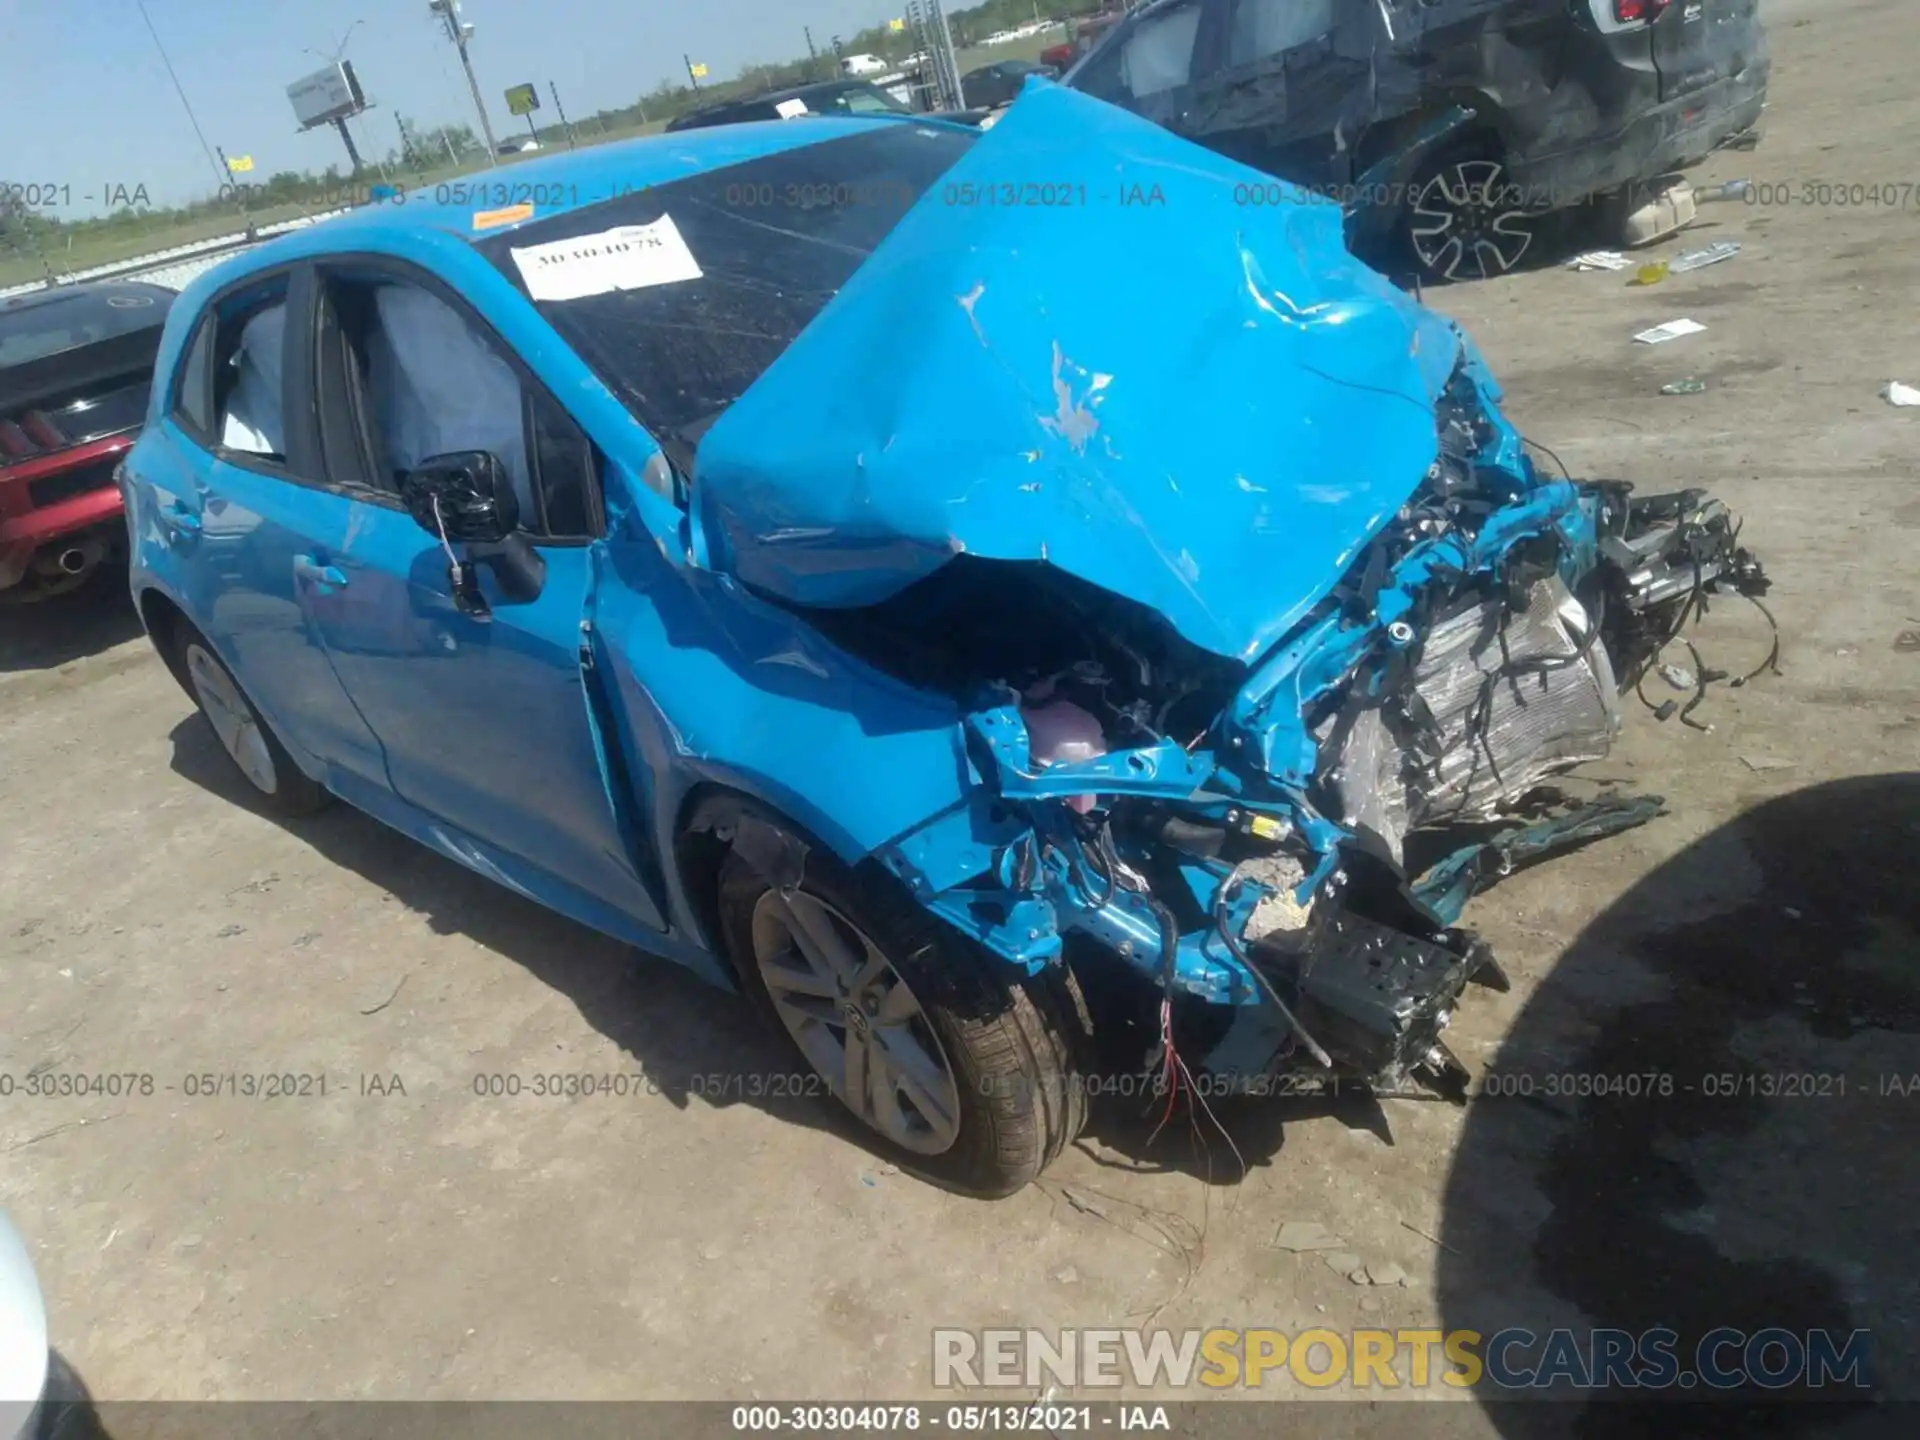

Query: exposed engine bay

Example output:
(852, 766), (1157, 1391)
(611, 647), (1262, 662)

(828, 357), (1773, 1102)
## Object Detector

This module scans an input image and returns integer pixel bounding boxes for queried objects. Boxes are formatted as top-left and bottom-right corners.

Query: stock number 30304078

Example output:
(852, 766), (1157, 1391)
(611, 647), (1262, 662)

(730, 1405), (1105, 1431)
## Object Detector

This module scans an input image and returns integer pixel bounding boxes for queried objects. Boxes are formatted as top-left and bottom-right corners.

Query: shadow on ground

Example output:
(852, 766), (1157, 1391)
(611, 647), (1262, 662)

(0, 569), (141, 675)
(1438, 775), (1920, 1437)
(164, 714), (899, 1174)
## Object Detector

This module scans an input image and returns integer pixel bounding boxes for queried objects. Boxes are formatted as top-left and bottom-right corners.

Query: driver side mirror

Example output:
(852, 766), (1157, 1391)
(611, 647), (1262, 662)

(401, 451), (518, 546)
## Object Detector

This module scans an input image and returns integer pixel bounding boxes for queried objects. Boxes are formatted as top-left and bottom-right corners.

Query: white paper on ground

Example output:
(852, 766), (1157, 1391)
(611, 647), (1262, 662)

(510, 215), (702, 302)
(1569, 250), (1632, 271)
(774, 98), (810, 119)
(1670, 240), (1742, 273)
(1885, 381), (1920, 407)
(1634, 318), (1707, 344)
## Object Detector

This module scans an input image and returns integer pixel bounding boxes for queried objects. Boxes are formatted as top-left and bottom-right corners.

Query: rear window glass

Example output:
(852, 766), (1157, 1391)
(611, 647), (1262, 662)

(0, 286), (168, 369)
(477, 124), (972, 471)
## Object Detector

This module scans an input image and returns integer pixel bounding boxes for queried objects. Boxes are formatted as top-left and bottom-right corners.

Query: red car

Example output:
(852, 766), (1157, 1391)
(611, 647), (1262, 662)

(1041, 10), (1122, 71)
(0, 281), (173, 601)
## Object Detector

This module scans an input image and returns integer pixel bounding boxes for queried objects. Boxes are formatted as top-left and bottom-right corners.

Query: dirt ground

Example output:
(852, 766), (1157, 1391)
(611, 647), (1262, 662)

(2, 0), (1915, 1429)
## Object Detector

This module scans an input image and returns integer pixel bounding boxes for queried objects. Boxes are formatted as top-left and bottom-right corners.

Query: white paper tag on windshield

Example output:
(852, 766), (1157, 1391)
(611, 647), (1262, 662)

(774, 97), (810, 119)
(510, 215), (702, 302)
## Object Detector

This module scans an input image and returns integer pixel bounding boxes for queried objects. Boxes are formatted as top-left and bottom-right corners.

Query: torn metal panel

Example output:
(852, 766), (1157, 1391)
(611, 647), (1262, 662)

(1412, 793), (1670, 925)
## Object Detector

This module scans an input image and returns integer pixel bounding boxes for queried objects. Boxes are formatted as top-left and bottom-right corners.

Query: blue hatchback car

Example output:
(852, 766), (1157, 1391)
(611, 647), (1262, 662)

(122, 82), (1765, 1193)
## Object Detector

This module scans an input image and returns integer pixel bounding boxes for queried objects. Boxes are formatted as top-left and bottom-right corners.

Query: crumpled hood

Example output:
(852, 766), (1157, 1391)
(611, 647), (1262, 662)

(692, 81), (1467, 665)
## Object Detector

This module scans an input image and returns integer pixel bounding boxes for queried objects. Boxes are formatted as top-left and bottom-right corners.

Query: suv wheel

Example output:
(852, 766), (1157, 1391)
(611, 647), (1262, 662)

(176, 630), (329, 817)
(1406, 153), (1537, 282)
(717, 829), (1090, 1196)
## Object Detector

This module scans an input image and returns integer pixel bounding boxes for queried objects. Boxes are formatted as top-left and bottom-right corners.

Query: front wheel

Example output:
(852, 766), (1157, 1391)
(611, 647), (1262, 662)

(1405, 153), (1539, 283)
(718, 833), (1090, 1196)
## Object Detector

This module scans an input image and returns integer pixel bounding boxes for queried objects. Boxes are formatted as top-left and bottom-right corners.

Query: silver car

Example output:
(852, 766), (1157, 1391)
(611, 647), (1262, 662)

(0, 1212), (46, 1440)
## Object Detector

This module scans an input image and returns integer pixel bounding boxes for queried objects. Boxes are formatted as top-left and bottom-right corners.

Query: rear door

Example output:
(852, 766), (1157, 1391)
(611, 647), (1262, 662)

(155, 267), (388, 786)
(1067, 0), (1224, 141)
(1194, 0), (1379, 190)
(1650, 0), (1759, 100)
(294, 256), (665, 930)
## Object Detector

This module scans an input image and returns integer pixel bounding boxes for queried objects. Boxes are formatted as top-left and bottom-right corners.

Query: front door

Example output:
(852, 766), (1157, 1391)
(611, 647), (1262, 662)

(291, 259), (664, 930)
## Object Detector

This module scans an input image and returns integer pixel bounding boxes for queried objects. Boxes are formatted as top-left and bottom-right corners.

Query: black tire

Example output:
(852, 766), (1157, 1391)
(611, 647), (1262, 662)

(165, 620), (330, 819)
(1403, 144), (1539, 283)
(39, 1349), (108, 1440)
(717, 827), (1090, 1196)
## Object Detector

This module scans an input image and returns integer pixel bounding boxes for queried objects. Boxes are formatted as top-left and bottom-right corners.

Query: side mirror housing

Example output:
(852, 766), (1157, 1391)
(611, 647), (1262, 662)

(401, 451), (519, 545)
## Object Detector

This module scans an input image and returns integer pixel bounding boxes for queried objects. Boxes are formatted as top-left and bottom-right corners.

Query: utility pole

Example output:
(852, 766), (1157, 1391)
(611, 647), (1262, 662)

(332, 116), (365, 172)
(428, 0), (499, 166)
(549, 81), (577, 148)
(684, 54), (704, 92)
(133, 0), (231, 197)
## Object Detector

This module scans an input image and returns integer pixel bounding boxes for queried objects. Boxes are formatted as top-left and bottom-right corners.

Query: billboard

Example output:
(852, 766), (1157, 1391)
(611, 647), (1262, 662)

(287, 61), (368, 129)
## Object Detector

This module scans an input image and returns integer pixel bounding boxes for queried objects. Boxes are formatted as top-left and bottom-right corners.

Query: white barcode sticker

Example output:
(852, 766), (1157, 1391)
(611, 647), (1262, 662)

(510, 214), (702, 302)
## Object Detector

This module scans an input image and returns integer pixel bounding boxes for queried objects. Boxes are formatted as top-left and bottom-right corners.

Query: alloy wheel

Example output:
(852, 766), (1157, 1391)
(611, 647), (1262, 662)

(749, 887), (963, 1155)
(1409, 158), (1536, 282)
(185, 643), (279, 795)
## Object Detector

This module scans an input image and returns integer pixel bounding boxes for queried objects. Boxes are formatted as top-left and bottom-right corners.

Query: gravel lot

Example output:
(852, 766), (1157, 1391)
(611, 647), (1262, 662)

(2, 0), (1914, 1430)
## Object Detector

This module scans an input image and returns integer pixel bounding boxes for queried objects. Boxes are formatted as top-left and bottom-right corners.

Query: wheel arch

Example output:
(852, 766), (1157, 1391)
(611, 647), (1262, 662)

(1355, 93), (1511, 177)
(670, 781), (878, 983)
(135, 583), (195, 695)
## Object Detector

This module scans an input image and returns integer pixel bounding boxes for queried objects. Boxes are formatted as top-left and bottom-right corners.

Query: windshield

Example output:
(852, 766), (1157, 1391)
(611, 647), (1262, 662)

(0, 286), (168, 369)
(478, 124), (972, 473)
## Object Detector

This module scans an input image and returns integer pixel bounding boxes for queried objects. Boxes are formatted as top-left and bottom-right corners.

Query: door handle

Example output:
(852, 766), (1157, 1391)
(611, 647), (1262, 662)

(160, 500), (201, 537)
(293, 554), (348, 592)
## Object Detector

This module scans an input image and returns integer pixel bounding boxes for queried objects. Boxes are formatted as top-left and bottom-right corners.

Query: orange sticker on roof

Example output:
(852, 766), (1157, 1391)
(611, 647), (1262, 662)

(473, 203), (535, 231)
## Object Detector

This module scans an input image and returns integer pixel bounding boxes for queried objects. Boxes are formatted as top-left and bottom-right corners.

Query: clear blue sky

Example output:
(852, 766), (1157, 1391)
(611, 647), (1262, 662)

(3, 0), (913, 215)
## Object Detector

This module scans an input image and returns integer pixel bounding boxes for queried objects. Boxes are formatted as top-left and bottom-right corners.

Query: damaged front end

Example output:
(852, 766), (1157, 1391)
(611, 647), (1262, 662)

(856, 356), (1769, 1101)
(681, 84), (1771, 1104)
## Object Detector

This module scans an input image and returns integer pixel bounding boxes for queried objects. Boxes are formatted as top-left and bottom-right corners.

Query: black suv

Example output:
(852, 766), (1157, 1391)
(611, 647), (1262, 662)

(1067, 0), (1769, 281)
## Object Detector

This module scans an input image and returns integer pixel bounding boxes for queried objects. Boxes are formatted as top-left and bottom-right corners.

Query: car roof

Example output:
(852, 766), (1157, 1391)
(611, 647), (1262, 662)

(272, 118), (928, 240)
(168, 116), (967, 315)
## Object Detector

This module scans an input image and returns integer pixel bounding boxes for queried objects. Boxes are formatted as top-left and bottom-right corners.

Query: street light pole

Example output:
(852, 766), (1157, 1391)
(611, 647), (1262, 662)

(428, 0), (499, 165)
